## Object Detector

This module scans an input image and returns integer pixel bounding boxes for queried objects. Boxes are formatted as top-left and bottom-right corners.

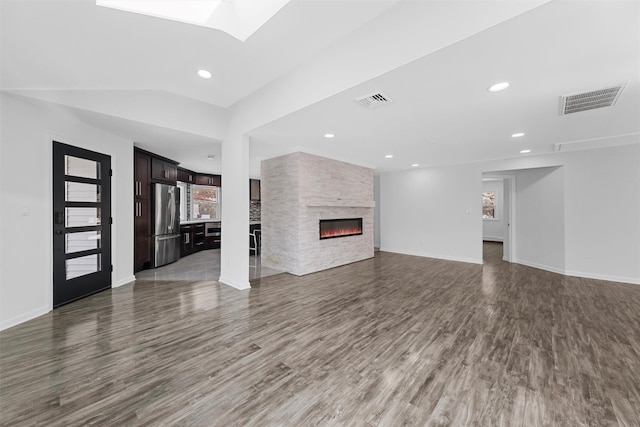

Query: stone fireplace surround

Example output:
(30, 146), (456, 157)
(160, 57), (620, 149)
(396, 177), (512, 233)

(261, 152), (374, 276)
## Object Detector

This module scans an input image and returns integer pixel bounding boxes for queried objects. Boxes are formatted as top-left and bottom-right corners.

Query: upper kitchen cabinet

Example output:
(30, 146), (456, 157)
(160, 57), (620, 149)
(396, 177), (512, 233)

(177, 167), (195, 184)
(151, 157), (178, 184)
(195, 174), (221, 187)
(250, 179), (261, 201)
(134, 150), (150, 200)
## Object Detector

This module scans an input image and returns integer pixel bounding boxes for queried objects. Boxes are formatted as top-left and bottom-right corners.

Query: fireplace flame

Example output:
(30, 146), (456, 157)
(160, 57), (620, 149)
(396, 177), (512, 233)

(319, 218), (363, 240)
(320, 227), (362, 238)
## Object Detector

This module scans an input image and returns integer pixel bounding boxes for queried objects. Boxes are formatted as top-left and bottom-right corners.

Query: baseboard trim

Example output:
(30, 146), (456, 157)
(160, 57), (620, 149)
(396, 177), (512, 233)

(379, 247), (483, 265)
(514, 259), (565, 275)
(218, 276), (251, 290)
(564, 270), (640, 286)
(0, 305), (50, 332)
(114, 275), (136, 288)
(512, 260), (639, 285)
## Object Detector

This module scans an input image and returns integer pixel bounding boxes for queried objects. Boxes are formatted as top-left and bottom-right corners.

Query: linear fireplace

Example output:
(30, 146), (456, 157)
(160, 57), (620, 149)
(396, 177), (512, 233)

(319, 218), (363, 240)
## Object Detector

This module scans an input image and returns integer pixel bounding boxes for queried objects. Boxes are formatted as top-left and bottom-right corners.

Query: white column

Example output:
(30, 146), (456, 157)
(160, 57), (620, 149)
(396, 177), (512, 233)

(219, 133), (250, 289)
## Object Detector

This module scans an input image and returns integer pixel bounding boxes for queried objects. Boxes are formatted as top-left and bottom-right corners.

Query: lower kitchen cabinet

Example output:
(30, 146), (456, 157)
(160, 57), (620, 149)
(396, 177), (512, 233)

(193, 224), (205, 251)
(180, 225), (193, 257)
(181, 223), (205, 257)
(181, 222), (219, 258)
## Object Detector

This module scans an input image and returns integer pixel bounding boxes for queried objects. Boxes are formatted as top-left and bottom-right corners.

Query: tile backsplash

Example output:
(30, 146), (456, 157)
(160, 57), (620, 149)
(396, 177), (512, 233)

(250, 201), (261, 222)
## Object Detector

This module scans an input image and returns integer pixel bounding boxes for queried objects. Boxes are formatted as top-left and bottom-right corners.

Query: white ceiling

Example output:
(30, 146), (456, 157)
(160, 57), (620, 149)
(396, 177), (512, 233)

(1, 0), (638, 175)
(0, 0), (398, 107)
(249, 0), (640, 172)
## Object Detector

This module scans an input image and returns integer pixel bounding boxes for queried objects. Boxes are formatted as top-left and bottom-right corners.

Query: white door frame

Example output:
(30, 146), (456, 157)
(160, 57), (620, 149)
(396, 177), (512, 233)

(502, 174), (516, 262)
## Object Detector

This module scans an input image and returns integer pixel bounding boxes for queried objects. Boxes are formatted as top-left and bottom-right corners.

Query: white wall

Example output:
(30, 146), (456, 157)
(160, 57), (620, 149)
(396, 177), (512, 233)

(515, 167), (565, 273)
(0, 93), (135, 330)
(380, 163), (482, 264)
(374, 174), (381, 248)
(563, 147), (640, 283)
(482, 179), (504, 242)
(379, 143), (640, 284)
(10, 90), (230, 141)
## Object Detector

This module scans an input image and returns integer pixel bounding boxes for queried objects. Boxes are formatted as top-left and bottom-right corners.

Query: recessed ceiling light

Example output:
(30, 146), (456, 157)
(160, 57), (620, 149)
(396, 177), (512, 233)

(411, 164), (419, 167)
(198, 69), (212, 79)
(520, 149), (531, 154)
(385, 154), (393, 159)
(511, 132), (525, 138)
(488, 82), (510, 92)
(207, 154), (215, 160)
(324, 133), (335, 139)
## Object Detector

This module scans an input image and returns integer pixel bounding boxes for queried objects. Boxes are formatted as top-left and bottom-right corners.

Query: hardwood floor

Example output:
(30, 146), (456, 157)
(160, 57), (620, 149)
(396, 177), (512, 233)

(1, 243), (639, 426)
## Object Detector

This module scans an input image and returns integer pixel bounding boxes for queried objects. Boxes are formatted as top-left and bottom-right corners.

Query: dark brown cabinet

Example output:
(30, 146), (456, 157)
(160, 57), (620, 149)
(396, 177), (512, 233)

(134, 199), (150, 270)
(134, 150), (151, 272)
(151, 157), (178, 183)
(134, 151), (151, 199)
(182, 222), (216, 256)
(195, 174), (221, 186)
(193, 223), (205, 250)
(180, 225), (193, 257)
(250, 179), (261, 201)
(204, 236), (216, 249)
(177, 168), (195, 184)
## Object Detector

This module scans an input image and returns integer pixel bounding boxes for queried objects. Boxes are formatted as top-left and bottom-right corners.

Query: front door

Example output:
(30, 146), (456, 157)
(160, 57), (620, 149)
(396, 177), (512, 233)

(53, 142), (112, 307)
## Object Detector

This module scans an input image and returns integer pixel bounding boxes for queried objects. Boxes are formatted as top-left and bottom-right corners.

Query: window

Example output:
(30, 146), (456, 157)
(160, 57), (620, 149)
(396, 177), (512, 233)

(177, 182), (187, 221)
(482, 191), (496, 219)
(192, 185), (220, 220)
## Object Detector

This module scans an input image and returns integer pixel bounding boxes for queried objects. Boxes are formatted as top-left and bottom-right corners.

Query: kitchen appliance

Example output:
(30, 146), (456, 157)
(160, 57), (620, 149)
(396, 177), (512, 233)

(152, 183), (180, 267)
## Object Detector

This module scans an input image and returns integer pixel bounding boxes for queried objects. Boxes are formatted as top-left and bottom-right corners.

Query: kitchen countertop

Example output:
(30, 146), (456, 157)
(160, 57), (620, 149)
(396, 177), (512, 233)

(180, 220), (260, 225)
(180, 220), (220, 225)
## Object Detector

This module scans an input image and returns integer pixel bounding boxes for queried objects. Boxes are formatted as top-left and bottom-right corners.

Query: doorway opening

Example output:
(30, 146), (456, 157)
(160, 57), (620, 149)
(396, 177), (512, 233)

(481, 175), (514, 264)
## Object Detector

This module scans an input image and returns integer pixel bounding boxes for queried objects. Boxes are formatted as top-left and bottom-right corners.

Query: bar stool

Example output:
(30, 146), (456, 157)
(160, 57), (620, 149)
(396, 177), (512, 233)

(250, 229), (261, 256)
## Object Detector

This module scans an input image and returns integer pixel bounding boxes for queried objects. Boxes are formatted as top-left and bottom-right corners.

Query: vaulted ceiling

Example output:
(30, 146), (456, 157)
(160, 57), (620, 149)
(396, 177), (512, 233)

(2, 0), (638, 175)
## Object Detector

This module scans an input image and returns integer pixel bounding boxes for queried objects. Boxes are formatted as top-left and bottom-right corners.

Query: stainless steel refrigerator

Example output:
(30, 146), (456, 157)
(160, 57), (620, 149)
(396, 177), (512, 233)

(152, 183), (180, 267)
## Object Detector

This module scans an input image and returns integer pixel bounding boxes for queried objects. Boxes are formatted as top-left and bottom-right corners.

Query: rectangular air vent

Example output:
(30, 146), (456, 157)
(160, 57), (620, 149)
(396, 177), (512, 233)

(355, 91), (392, 109)
(560, 84), (626, 115)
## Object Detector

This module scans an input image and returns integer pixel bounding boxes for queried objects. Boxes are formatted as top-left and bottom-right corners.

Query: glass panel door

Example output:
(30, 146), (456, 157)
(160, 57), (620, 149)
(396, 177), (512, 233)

(53, 142), (112, 307)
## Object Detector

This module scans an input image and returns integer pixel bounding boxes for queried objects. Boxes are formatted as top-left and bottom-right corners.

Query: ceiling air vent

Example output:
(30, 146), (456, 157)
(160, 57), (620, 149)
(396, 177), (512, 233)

(559, 83), (626, 115)
(355, 91), (392, 109)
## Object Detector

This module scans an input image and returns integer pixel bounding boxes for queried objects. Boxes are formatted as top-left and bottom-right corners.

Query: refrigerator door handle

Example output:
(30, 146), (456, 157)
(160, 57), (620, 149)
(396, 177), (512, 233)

(157, 234), (180, 241)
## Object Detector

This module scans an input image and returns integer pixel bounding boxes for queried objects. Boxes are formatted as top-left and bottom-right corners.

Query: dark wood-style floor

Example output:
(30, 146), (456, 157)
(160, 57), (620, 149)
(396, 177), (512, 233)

(1, 243), (639, 426)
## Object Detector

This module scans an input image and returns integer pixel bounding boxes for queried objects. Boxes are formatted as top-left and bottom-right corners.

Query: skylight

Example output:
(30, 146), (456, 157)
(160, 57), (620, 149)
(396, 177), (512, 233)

(96, 0), (291, 41)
